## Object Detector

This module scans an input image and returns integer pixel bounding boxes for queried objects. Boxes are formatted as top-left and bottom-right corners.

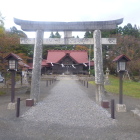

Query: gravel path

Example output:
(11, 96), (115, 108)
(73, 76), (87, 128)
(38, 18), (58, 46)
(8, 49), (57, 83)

(22, 79), (116, 128)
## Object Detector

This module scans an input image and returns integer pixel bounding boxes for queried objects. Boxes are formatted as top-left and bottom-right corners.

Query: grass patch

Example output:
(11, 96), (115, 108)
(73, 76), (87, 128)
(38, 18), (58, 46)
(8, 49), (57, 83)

(0, 91), (6, 96)
(89, 81), (95, 85)
(89, 75), (140, 98)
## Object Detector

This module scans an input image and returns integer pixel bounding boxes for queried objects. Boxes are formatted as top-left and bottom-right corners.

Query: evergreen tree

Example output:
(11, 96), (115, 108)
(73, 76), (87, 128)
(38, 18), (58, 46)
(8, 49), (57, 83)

(10, 26), (27, 38)
(54, 31), (61, 38)
(0, 12), (5, 35)
(49, 32), (55, 38)
(84, 31), (93, 38)
(118, 23), (140, 38)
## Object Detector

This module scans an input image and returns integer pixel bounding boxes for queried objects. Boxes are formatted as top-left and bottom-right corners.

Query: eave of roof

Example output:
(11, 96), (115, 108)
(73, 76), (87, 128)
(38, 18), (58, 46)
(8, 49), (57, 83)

(4, 53), (23, 60)
(113, 54), (131, 62)
(46, 50), (88, 64)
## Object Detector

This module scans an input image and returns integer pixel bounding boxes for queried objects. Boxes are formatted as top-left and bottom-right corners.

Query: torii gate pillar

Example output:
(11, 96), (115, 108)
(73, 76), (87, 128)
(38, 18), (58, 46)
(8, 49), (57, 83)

(94, 30), (104, 103)
(30, 30), (44, 103)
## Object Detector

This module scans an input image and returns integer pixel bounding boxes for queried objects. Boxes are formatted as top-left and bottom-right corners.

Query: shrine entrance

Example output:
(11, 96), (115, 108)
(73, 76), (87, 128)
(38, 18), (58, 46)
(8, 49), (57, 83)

(14, 18), (123, 103)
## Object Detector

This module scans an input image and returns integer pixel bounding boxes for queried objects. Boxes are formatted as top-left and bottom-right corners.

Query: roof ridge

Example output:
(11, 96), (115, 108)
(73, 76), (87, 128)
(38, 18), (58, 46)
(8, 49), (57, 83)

(47, 50), (87, 52)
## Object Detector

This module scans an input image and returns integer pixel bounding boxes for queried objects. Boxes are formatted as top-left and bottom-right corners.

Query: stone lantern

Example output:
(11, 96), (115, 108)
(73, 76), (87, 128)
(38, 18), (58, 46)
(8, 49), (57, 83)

(113, 54), (131, 112)
(4, 53), (22, 109)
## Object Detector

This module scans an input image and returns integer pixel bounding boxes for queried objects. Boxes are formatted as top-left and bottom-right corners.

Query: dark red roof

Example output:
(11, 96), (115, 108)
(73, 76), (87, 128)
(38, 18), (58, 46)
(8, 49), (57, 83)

(88, 61), (94, 66)
(42, 59), (49, 67)
(28, 60), (50, 69)
(113, 54), (131, 62)
(46, 50), (88, 64)
(27, 63), (33, 70)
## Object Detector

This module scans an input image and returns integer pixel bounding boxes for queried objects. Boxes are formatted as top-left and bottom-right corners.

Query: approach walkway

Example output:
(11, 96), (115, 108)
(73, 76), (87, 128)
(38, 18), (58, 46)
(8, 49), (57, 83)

(20, 75), (116, 140)
(0, 75), (140, 140)
(22, 75), (114, 127)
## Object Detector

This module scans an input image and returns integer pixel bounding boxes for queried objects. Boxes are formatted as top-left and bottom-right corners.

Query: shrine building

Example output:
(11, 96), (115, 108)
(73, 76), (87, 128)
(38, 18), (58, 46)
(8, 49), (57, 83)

(40, 50), (93, 75)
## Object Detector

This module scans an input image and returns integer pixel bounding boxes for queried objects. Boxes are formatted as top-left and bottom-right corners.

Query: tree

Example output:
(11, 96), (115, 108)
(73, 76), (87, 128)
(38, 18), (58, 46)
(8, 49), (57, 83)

(16, 53), (32, 63)
(106, 34), (140, 80)
(15, 44), (34, 57)
(54, 31), (61, 38)
(75, 45), (88, 50)
(84, 31), (93, 38)
(0, 32), (19, 53)
(0, 12), (5, 35)
(117, 23), (140, 38)
(49, 32), (55, 38)
(0, 23), (30, 73)
(0, 32), (20, 71)
(43, 32), (62, 58)
(8, 27), (34, 58)
(10, 26), (27, 38)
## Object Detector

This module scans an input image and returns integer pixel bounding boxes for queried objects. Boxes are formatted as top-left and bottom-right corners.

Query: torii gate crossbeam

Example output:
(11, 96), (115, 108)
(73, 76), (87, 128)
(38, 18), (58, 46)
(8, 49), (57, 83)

(14, 18), (123, 31)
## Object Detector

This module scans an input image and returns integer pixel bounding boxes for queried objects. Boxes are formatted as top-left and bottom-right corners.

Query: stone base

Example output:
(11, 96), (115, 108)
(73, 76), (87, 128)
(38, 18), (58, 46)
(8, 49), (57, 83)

(116, 104), (126, 112)
(131, 108), (140, 120)
(7, 102), (17, 110)
(26, 99), (34, 106)
(101, 100), (109, 108)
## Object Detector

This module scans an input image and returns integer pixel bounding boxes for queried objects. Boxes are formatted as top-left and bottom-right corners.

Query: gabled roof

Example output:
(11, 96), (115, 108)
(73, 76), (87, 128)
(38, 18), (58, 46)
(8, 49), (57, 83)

(46, 50), (88, 64)
(4, 53), (23, 60)
(42, 59), (49, 67)
(113, 54), (131, 62)
(28, 60), (50, 69)
(4, 53), (30, 68)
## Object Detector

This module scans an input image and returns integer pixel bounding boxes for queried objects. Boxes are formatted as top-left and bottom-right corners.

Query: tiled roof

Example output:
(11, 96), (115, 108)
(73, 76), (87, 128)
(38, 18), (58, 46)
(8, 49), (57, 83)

(4, 53), (22, 60)
(46, 50), (88, 64)
(42, 59), (49, 67)
(27, 63), (33, 69)
(113, 54), (131, 62)
(4, 53), (30, 68)
(18, 61), (30, 68)
(42, 59), (47, 66)
(28, 60), (50, 69)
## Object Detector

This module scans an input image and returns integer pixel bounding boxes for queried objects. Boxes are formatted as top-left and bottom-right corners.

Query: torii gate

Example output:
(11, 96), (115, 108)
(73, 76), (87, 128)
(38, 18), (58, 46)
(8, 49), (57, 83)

(14, 18), (123, 104)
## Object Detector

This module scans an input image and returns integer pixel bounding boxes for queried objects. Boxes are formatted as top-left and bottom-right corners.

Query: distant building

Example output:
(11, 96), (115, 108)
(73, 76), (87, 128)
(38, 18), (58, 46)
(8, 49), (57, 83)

(41, 50), (94, 75)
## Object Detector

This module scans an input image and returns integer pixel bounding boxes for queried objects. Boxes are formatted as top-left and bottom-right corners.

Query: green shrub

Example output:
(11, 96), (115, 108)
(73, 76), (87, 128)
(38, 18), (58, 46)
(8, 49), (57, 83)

(89, 69), (95, 76)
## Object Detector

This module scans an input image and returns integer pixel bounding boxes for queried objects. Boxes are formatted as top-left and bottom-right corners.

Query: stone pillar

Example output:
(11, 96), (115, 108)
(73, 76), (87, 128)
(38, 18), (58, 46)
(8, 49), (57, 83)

(30, 30), (44, 103)
(93, 30), (104, 104)
(64, 31), (72, 44)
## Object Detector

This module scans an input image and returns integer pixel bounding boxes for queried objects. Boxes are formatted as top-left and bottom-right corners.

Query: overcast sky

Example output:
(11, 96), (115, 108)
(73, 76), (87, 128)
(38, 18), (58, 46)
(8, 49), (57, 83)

(0, 0), (140, 37)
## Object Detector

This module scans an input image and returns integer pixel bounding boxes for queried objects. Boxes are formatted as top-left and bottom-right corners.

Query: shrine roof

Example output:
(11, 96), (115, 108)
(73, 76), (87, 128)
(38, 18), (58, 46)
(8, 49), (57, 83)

(18, 61), (30, 68)
(46, 50), (89, 64)
(4, 53), (23, 61)
(27, 60), (50, 69)
(113, 54), (131, 62)
(42, 59), (49, 66)
(27, 63), (33, 69)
